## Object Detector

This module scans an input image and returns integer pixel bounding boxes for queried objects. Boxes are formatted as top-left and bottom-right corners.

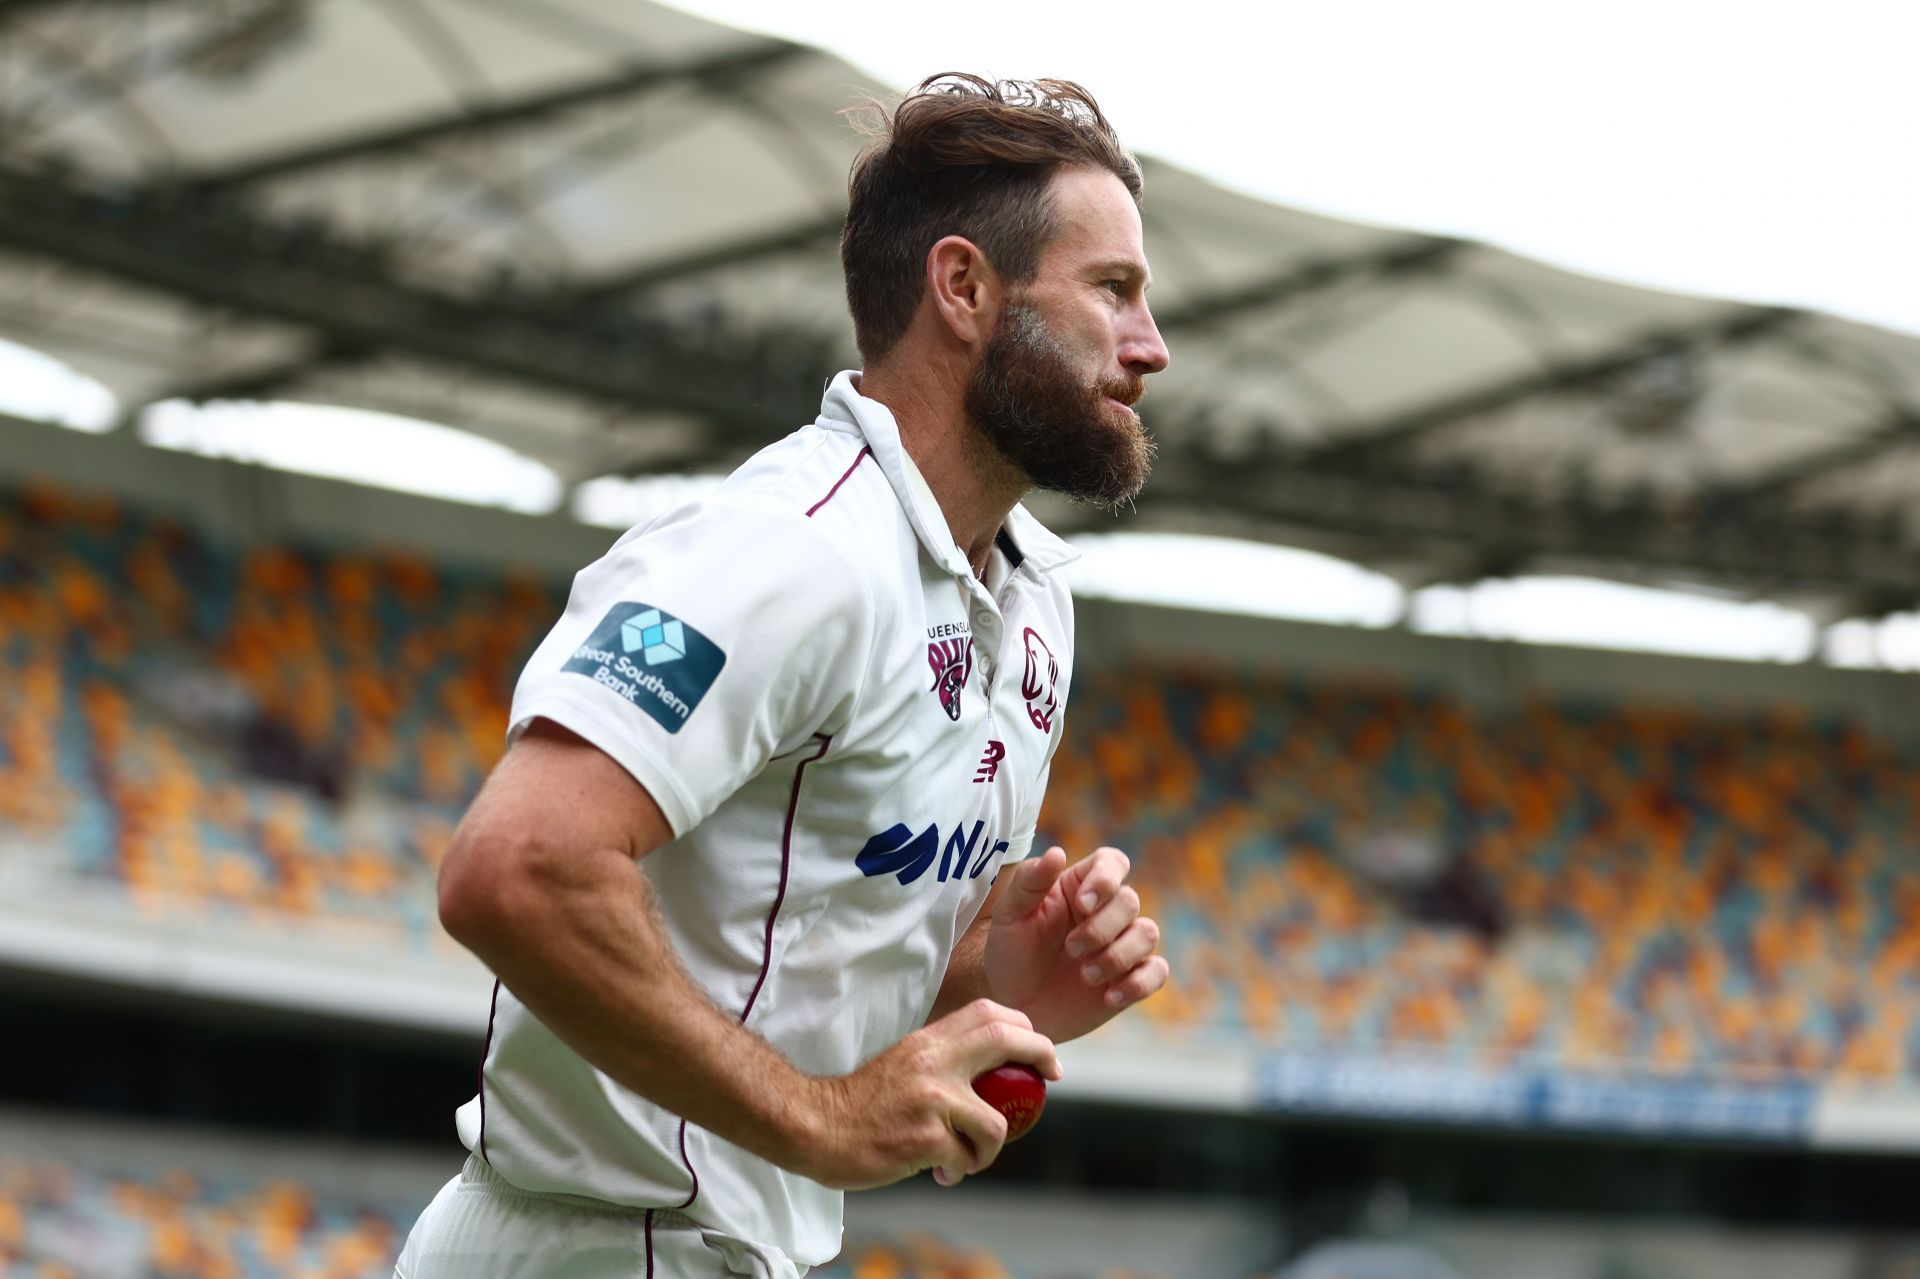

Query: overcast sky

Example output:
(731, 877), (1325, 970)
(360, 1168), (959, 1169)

(671, 0), (1920, 338)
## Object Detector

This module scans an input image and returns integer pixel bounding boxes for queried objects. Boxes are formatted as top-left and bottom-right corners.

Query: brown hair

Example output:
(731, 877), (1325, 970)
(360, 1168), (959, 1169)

(840, 73), (1142, 363)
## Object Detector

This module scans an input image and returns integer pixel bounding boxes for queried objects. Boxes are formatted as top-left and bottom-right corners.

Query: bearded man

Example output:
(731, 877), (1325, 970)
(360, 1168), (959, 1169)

(396, 72), (1172, 1279)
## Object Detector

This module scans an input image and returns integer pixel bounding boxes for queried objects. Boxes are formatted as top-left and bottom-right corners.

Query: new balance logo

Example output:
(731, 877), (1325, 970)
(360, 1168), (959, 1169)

(974, 739), (1005, 784)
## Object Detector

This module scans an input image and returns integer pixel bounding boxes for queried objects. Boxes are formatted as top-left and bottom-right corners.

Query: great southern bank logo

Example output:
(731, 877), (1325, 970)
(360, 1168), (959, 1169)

(623, 608), (686, 665)
(563, 601), (725, 734)
(857, 820), (1012, 886)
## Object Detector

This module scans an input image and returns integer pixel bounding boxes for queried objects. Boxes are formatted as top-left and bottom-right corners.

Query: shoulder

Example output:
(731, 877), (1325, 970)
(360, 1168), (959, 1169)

(723, 423), (893, 540)
(609, 425), (874, 550)
(585, 427), (901, 629)
(699, 424), (905, 592)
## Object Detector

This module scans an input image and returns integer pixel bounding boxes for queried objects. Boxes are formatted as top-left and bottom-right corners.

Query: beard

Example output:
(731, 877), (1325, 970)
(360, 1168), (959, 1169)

(963, 301), (1155, 509)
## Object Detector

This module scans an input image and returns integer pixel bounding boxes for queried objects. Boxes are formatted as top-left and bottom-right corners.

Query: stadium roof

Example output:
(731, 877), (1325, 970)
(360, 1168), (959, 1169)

(2, 0), (1918, 615)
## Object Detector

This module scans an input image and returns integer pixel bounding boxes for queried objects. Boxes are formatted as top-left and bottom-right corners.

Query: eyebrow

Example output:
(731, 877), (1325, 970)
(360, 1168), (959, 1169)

(1088, 258), (1153, 290)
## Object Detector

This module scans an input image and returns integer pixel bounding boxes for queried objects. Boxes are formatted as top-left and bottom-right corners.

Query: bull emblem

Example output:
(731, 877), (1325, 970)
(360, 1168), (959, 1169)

(927, 638), (973, 721)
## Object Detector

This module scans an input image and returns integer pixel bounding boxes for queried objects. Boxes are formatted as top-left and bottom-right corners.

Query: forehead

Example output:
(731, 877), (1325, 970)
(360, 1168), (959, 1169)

(1040, 167), (1149, 275)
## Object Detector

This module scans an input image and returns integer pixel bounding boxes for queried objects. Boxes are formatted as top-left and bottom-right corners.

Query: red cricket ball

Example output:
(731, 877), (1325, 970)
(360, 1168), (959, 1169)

(971, 1063), (1048, 1142)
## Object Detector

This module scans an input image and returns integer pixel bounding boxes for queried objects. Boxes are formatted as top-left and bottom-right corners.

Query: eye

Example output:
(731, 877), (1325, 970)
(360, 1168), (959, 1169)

(1102, 279), (1127, 297)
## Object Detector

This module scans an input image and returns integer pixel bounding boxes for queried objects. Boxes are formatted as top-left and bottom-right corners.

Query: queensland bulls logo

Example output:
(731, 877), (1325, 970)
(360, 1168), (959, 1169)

(927, 637), (973, 721)
(1021, 626), (1060, 733)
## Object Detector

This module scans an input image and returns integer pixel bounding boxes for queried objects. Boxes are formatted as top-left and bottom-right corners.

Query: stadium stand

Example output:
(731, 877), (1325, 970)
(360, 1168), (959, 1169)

(0, 482), (557, 953)
(0, 1149), (1156, 1279)
(1045, 666), (1920, 1081)
(6, 479), (1920, 1088)
(0, 1120), (1201, 1279)
(16, 1108), (1914, 1279)
(0, 1153), (412, 1279)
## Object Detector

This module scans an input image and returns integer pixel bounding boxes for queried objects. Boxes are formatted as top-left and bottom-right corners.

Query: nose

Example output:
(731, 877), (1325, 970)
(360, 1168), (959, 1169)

(1122, 302), (1171, 376)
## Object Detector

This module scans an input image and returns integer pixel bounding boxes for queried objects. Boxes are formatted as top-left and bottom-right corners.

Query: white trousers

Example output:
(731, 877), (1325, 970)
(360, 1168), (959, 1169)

(393, 1155), (805, 1279)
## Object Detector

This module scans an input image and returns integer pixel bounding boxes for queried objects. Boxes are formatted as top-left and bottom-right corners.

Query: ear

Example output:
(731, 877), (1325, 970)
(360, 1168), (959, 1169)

(925, 235), (1001, 347)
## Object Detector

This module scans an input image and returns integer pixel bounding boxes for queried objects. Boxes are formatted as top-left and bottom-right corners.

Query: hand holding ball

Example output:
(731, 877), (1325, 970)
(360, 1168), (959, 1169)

(971, 1063), (1047, 1142)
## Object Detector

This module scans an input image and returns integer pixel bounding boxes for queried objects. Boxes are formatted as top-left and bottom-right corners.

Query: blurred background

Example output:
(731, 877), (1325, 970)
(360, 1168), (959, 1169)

(2, 1), (1919, 1276)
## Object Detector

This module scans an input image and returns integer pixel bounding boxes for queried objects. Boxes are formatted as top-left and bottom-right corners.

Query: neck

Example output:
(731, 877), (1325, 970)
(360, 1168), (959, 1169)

(856, 363), (1028, 577)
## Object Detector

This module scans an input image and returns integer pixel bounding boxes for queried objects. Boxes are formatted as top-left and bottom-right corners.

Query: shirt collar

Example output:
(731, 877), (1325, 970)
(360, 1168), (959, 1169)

(817, 370), (1080, 577)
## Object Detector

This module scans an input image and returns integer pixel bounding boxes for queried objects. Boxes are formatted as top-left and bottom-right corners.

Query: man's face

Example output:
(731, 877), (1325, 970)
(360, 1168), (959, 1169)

(964, 168), (1172, 509)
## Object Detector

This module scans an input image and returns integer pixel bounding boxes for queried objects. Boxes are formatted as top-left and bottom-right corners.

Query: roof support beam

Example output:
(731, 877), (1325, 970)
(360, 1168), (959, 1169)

(1305, 305), (1802, 467)
(1107, 452), (1920, 599)
(581, 215), (1463, 319)
(576, 210), (844, 301)
(1726, 407), (1920, 500)
(0, 163), (832, 440)
(1152, 235), (1466, 332)
(0, 0), (157, 16)
(109, 339), (374, 432)
(9, 162), (1912, 601)
(178, 40), (807, 190)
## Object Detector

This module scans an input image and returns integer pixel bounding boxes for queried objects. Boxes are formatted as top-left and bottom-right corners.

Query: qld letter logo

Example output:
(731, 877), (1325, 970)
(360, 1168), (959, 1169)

(927, 637), (973, 721)
(1021, 626), (1059, 734)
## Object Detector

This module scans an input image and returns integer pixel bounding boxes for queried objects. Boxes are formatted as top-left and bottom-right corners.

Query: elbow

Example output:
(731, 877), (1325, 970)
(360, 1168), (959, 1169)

(437, 820), (631, 957)
(438, 825), (527, 955)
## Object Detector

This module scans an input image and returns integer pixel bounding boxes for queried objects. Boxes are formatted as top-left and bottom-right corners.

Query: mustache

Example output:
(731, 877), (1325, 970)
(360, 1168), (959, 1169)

(1099, 375), (1146, 408)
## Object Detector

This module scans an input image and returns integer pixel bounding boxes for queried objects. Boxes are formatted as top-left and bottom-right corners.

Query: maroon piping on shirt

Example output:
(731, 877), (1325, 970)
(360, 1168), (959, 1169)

(476, 979), (501, 1164)
(742, 734), (832, 1023)
(671, 731), (832, 1212)
(806, 446), (872, 517)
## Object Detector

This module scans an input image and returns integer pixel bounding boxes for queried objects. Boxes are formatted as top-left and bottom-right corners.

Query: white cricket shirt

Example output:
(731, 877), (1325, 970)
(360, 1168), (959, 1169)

(454, 371), (1077, 1266)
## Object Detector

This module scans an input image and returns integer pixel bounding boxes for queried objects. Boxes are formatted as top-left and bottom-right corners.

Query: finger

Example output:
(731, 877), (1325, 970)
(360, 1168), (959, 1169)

(1062, 847), (1131, 919)
(948, 1097), (1009, 1175)
(930, 1160), (974, 1187)
(993, 846), (1067, 923)
(941, 998), (1034, 1036)
(961, 1021), (1062, 1081)
(1079, 915), (1161, 986)
(1066, 884), (1140, 963)
(1101, 955), (1171, 1010)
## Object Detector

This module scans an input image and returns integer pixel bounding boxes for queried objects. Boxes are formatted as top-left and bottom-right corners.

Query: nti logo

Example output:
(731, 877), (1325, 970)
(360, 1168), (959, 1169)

(857, 820), (1011, 886)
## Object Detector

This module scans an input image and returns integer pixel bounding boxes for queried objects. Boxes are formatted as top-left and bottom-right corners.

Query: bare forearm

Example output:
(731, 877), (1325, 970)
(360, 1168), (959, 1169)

(930, 918), (992, 1022)
(452, 846), (832, 1175)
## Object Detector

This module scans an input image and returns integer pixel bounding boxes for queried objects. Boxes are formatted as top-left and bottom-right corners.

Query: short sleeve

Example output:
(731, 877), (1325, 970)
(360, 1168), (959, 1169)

(507, 497), (875, 837)
(1001, 760), (1051, 865)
